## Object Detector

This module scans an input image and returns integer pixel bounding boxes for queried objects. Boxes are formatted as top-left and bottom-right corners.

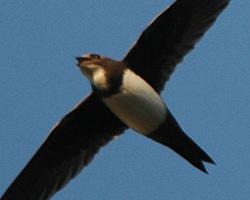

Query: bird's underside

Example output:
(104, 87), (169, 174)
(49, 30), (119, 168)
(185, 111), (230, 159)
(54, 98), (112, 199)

(1, 0), (230, 200)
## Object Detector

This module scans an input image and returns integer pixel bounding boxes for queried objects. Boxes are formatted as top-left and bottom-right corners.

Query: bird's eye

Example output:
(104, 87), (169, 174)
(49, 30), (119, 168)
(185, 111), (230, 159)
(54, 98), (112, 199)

(90, 54), (101, 59)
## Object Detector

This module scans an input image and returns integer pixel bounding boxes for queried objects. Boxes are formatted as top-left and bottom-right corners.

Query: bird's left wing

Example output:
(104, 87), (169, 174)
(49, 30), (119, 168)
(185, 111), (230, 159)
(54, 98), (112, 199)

(1, 93), (126, 200)
(123, 0), (229, 92)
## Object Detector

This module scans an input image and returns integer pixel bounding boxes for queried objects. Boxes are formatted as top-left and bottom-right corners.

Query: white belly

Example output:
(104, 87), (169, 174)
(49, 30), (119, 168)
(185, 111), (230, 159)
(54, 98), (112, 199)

(102, 69), (166, 135)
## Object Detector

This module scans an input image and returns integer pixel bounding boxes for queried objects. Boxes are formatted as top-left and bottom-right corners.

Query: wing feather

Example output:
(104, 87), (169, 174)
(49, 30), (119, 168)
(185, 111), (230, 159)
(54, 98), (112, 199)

(1, 93), (126, 200)
(124, 0), (230, 92)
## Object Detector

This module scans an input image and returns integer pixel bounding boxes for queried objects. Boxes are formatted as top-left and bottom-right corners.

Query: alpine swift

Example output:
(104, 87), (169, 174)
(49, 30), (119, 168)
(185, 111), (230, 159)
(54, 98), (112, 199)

(1, 0), (230, 199)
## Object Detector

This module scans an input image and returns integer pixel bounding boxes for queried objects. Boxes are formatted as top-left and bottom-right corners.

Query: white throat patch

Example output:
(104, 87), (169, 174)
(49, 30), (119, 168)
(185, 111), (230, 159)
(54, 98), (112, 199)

(102, 69), (166, 135)
(92, 68), (108, 90)
(80, 63), (109, 90)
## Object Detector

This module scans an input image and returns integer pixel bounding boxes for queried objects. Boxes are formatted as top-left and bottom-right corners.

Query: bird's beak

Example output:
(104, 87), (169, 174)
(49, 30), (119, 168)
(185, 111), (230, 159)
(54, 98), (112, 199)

(75, 56), (92, 67)
(75, 57), (82, 62)
(75, 57), (83, 67)
(75, 56), (92, 77)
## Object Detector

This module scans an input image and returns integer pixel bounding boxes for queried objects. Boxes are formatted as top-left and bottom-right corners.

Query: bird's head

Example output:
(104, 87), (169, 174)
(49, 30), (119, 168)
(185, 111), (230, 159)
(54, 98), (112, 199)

(76, 54), (104, 86)
(76, 54), (124, 96)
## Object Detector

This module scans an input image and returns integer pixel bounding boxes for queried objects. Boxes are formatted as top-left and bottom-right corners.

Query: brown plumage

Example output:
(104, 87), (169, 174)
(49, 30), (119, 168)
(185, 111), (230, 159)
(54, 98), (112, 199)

(1, 1), (229, 199)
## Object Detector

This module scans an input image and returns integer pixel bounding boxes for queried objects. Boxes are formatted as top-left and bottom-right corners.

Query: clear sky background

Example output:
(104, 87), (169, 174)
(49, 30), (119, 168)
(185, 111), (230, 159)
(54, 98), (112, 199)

(0, 1), (249, 200)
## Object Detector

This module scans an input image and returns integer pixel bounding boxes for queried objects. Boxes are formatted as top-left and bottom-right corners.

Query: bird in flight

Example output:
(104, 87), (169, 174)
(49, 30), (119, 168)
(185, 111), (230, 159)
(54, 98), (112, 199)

(1, 0), (230, 199)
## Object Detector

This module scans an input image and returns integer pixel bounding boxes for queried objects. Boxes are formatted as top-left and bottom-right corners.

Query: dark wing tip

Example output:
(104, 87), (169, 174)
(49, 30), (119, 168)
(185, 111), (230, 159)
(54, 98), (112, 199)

(0, 94), (126, 200)
(123, 0), (230, 92)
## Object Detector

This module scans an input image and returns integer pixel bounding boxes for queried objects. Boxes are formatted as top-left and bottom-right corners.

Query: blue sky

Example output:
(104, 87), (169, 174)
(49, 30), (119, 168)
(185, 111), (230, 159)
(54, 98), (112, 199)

(0, 1), (249, 199)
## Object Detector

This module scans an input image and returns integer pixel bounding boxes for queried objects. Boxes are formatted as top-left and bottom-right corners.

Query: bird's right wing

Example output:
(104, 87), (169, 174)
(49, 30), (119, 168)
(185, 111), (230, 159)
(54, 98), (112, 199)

(1, 93), (126, 200)
(123, 0), (230, 93)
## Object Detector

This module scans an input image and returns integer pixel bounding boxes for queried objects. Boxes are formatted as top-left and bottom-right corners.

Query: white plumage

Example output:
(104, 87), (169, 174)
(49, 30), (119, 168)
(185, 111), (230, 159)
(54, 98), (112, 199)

(103, 69), (166, 134)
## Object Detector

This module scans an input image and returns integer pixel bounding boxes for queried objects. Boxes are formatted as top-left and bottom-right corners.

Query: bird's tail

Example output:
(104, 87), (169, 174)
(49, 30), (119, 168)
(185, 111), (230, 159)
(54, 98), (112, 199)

(147, 110), (215, 173)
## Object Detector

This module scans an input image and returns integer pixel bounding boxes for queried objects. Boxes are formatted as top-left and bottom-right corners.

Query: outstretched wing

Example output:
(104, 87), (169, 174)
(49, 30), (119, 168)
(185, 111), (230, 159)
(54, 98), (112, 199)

(123, 0), (229, 92)
(1, 93), (126, 200)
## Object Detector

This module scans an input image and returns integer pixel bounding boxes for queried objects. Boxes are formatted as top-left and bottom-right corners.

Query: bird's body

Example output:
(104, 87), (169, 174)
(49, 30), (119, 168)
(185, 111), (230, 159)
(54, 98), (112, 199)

(1, 0), (230, 199)
(77, 54), (214, 171)
(78, 57), (167, 134)
(102, 68), (167, 134)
